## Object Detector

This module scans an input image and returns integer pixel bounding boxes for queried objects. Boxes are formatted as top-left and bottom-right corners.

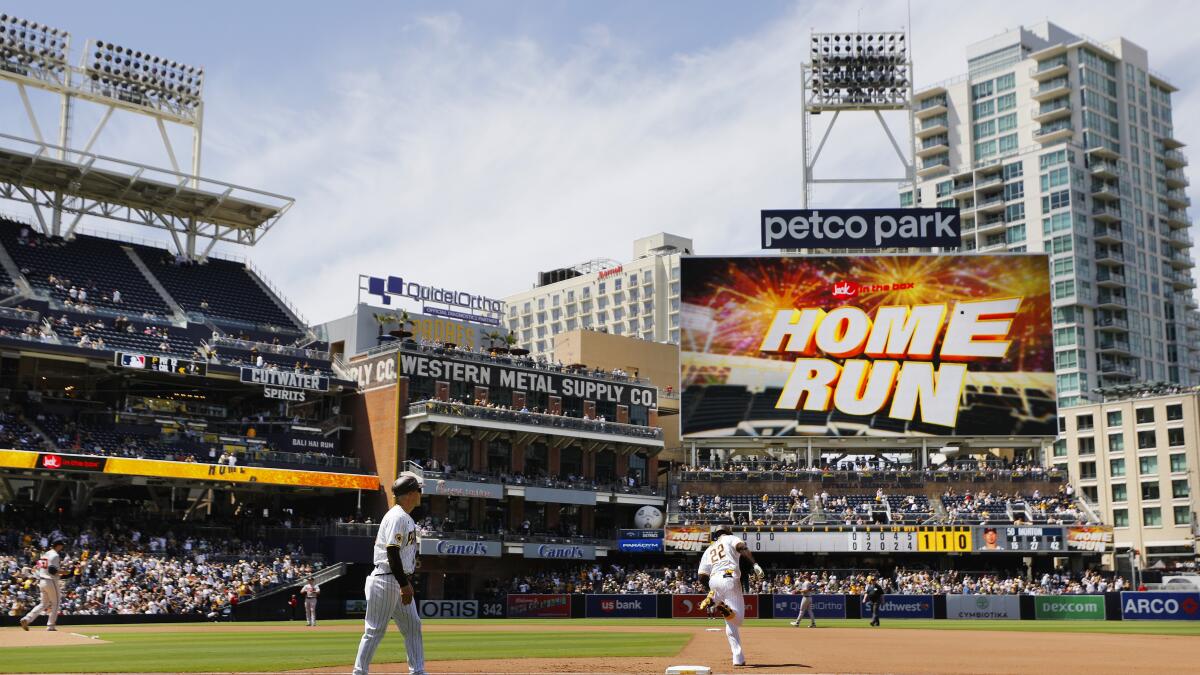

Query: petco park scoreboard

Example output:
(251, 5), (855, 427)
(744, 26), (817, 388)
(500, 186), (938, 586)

(714, 525), (1076, 554)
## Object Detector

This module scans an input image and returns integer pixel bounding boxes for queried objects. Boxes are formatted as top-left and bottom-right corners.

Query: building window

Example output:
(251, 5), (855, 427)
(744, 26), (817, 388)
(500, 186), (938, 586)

(1108, 433), (1125, 453)
(1111, 483), (1127, 502)
(1139, 456), (1158, 475)
(1106, 410), (1122, 427)
(1112, 508), (1129, 527)
(1076, 414), (1094, 430)
(1174, 506), (1191, 526)
(1052, 439), (1067, 457)
(1041, 190), (1071, 211)
(998, 133), (1019, 154)
(1168, 428), (1185, 447)
(1078, 461), (1096, 480)
(1166, 403), (1183, 421)
(1002, 161), (1023, 180)
(995, 72), (1015, 91)
(1141, 482), (1161, 501)
(971, 80), (994, 100)
(1172, 479), (1190, 499)
(996, 92), (1016, 112)
(1039, 149), (1068, 169)
(1143, 507), (1162, 527)
(1076, 437), (1095, 456)
(1110, 458), (1126, 477)
(1135, 407), (1155, 424)
(1170, 453), (1187, 473)
(1137, 430), (1156, 449)
(974, 140), (997, 158)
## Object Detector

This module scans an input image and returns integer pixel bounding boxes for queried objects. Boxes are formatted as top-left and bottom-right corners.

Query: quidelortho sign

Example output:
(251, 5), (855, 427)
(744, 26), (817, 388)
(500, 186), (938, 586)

(761, 208), (960, 249)
(418, 538), (501, 557)
(945, 595), (1019, 620)
(1033, 595), (1106, 620)
(365, 274), (504, 315)
(1120, 592), (1200, 620)
(522, 543), (596, 560)
(399, 352), (658, 408)
(772, 594), (847, 619)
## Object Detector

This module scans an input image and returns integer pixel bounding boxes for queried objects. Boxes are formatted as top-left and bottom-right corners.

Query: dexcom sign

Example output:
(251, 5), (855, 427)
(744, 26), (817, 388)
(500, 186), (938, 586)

(1121, 592), (1200, 620)
(761, 208), (960, 249)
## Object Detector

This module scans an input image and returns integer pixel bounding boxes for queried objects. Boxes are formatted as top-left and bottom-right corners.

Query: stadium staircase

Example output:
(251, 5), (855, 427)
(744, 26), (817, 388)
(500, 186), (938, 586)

(238, 562), (349, 606)
(124, 246), (188, 321)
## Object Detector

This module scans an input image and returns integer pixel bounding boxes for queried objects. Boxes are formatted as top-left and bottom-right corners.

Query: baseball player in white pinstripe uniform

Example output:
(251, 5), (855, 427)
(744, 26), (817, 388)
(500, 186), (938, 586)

(20, 538), (67, 631)
(353, 472), (425, 675)
(697, 526), (762, 667)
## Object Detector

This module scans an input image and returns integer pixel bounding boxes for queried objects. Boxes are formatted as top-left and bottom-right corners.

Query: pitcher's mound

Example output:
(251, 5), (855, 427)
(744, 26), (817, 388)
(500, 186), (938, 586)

(1, 627), (110, 647)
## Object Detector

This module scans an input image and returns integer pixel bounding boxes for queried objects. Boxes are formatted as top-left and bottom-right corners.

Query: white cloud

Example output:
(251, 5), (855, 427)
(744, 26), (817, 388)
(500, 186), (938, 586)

(19, 1), (1196, 326)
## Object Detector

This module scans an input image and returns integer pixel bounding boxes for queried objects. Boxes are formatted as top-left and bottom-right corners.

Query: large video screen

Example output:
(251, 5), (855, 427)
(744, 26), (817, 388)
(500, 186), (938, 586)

(680, 254), (1056, 438)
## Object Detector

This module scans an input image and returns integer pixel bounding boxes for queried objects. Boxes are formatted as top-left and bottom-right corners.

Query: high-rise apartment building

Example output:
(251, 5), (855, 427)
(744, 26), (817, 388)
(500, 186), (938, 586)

(503, 233), (692, 360)
(905, 22), (1197, 406)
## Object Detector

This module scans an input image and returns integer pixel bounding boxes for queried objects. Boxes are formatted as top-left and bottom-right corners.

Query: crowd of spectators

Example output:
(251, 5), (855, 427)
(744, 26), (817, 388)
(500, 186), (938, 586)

(412, 456), (651, 495)
(414, 399), (661, 440)
(409, 340), (646, 385)
(679, 457), (1060, 481)
(0, 514), (320, 617)
(673, 484), (1089, 527)
(484, 564), (1128, 597)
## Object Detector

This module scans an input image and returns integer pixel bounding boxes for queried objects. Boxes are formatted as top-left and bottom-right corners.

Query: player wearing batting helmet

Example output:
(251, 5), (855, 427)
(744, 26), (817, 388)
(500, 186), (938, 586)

(697, 525), (763, 667)
(353, 472), (427, 675)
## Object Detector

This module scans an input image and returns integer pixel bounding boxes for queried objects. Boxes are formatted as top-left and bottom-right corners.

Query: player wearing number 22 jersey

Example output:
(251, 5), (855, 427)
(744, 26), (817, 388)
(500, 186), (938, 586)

(697, 526), (763, 667)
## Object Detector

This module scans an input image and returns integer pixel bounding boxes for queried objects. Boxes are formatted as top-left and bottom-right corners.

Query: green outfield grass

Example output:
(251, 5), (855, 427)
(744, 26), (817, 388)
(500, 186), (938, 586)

(0, 628), (690, 673)
(2, 618), (1197, 673)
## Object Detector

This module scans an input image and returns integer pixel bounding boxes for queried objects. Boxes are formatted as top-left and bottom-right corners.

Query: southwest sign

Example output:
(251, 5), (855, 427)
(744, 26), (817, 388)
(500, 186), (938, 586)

(761, 208), (960, 249)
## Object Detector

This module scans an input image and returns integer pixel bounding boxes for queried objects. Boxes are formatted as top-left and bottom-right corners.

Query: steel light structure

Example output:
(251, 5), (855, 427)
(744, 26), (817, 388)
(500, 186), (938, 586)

(800, 30), (917, 209)
(0, 14), (292, 260)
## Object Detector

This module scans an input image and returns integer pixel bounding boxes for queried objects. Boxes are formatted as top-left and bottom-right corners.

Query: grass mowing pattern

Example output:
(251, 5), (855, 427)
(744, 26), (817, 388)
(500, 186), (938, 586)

(0, 630), (691, 673)
(420, 618), (1200, 635)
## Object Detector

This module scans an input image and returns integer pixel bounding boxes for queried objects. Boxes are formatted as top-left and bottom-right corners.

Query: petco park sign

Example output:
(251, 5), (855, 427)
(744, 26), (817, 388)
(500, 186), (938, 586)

(523, 543), (596, 560)
(419, 538), (501, 558)
(761, 208), (960, 249)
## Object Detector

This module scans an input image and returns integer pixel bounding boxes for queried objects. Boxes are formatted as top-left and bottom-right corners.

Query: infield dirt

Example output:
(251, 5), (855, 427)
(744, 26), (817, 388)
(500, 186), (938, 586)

(295, 622), (1196, 675)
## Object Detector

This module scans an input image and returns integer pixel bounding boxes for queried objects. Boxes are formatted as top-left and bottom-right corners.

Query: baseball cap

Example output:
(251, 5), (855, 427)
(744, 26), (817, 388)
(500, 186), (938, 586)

(392, 471), (425, 496)
(52, 538), (67, 547)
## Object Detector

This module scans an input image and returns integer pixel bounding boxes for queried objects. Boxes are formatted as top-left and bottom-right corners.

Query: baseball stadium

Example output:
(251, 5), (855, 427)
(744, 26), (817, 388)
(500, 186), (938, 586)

(2, 9), (1200, 675)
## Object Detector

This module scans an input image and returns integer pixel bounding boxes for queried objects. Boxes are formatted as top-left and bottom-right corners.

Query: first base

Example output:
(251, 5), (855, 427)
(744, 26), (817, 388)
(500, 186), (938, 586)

(665, 667), (712, 675)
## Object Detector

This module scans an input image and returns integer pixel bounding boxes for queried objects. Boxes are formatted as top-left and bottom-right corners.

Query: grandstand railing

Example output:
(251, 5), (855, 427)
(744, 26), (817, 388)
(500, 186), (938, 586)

(412, 464), (661, 496)
(674, 467), (1066, 484)
(364, 341), (653, 386)
(209, 334), (330, 361)
(410, 400), (663, 441)
(0, 305), (37, 321)
(328, 523), (616, 547)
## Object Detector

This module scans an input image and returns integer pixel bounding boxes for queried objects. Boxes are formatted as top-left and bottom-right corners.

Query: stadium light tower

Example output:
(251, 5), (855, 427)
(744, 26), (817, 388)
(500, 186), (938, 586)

(801, 30), (916, 207)
(0, 13), (291, 260)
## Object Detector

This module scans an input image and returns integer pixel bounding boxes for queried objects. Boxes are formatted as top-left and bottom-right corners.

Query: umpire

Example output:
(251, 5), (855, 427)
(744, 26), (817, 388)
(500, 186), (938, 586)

(863, 576), (884, 627)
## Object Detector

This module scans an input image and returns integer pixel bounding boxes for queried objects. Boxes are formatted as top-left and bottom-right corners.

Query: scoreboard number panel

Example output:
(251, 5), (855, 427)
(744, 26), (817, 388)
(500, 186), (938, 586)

(847, 530), (917, 552)
(916, 527), (972, 553)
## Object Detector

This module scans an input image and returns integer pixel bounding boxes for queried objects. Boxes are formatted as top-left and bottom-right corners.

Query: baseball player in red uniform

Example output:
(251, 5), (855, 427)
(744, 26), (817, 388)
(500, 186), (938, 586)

(698, 526), (762, 667)
(20, 538), (67, 631)
(353, 472), (425, 675)
(301, 577), (321, 626)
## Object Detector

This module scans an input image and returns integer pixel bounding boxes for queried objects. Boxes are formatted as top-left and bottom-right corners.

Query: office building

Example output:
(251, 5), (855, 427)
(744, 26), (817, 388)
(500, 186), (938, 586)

(1056, 386), (1199, 565)
(503, 233), (692, 361)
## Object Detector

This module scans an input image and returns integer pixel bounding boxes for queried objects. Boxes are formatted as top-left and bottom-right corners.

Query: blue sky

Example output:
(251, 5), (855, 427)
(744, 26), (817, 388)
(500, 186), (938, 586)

(3, 1), (1200, 324)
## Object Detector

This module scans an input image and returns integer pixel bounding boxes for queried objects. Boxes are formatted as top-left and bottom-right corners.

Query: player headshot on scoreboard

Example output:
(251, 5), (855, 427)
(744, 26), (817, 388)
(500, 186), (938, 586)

(983, 527), (1000, 550)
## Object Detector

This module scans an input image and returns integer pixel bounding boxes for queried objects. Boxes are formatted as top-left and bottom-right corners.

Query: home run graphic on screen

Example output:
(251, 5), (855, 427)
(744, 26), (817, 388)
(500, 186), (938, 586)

(680, 254), (1056, 438)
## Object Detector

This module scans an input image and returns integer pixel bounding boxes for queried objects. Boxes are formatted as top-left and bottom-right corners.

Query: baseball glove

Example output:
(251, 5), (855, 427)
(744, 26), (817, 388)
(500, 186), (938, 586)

(698, 590), (716, 611)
